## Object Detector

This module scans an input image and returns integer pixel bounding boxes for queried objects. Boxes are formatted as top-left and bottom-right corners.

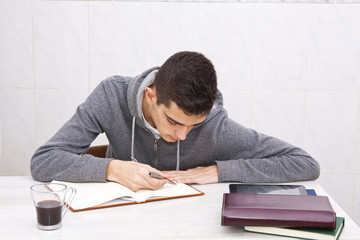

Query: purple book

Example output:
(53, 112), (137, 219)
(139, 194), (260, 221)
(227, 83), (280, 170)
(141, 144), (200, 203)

(221, 193), (336, 229)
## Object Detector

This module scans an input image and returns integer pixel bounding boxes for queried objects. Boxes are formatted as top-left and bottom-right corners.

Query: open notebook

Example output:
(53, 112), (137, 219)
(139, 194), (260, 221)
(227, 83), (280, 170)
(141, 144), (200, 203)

(52, 180), (204, 212)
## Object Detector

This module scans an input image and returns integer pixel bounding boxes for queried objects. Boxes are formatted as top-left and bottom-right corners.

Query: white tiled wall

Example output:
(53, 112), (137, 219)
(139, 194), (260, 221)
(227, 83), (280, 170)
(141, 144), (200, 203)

(0, 0), (359, 226)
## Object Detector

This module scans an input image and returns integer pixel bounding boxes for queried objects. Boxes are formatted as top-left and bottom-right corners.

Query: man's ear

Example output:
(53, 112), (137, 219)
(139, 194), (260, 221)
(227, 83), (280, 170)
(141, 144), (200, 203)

(144, 86), (157, 105)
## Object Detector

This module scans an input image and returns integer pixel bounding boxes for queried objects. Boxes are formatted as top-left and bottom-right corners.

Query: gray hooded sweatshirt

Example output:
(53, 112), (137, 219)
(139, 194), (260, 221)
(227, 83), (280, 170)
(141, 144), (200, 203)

(31, 67), (320, 183)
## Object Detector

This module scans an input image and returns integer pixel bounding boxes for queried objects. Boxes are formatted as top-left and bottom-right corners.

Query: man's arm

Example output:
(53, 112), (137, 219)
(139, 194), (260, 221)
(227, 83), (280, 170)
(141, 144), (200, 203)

(164, 117), (320, 184)
(30, 106), (110, 182)
(31, 80), (115, 183)
(213, 118), (320, 183)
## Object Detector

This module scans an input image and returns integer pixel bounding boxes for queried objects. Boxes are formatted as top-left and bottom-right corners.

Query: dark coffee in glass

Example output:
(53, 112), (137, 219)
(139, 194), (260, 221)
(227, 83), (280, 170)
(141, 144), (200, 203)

(35, 200), (63, 226)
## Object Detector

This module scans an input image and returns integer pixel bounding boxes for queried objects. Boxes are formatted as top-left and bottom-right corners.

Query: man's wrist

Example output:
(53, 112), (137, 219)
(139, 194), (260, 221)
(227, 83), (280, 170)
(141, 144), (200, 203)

(106, 159), (120, 182)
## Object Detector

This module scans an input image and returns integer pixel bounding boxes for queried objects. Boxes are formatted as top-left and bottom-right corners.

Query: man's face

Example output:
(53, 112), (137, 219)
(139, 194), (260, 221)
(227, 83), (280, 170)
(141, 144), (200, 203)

(151, 100), (207, 142)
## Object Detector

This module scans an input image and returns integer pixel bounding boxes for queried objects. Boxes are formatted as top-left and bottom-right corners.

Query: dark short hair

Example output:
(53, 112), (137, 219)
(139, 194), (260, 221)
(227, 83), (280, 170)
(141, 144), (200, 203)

(154, 51), (217, 116)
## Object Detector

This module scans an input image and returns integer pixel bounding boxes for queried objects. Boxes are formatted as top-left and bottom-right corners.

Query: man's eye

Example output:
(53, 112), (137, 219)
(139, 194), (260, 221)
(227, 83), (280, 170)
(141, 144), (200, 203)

(168, 119), (176, 126)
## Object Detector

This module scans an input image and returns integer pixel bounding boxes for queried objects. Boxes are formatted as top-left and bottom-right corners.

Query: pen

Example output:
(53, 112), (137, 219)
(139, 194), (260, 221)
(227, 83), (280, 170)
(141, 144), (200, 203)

(149, 172), (177, 185)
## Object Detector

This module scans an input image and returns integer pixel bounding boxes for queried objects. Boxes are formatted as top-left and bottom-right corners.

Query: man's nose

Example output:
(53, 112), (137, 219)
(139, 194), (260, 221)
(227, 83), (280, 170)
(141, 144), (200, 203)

(175, 126), (189, 141)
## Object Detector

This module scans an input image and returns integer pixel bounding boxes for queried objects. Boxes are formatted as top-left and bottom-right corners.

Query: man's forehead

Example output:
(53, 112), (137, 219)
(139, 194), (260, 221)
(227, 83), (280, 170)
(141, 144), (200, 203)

(164, 111), (206, 126)
(162, 101), (207, 126)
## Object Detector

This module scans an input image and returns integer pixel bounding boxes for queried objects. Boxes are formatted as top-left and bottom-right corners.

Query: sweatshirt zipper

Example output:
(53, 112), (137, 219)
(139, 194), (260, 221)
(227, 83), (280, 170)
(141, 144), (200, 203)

(146, 129), (160, 168)
(154, 139), (159, 167)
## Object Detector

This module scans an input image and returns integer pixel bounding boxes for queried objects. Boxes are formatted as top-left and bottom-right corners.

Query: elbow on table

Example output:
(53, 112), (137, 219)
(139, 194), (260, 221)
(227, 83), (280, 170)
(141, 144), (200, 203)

(30, 156), (54, 182)
(306, 156), (321, 181)
(31, 171), (49, 183)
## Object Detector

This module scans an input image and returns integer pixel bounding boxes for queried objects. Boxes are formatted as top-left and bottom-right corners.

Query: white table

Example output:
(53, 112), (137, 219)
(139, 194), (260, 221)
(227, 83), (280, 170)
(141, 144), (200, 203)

(1, 176), (359, 239)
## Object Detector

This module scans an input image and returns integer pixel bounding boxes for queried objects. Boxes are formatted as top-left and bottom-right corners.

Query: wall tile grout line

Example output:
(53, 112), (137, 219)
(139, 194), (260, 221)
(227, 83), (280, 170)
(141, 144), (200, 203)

(142, 1), (145, 70)
(302, 4), (311, 148)
(30, 0), (38, 149)
(352, 91), (360, 218)
(248, 3), (256, 128)
(87, 1), (91, 92)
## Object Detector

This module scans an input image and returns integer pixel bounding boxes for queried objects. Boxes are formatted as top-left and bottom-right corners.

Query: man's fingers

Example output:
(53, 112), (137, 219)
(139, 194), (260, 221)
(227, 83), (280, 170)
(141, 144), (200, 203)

(107, 160), (167, 191)
(163, 169), (197, 183)
(163, 166), (219, 184)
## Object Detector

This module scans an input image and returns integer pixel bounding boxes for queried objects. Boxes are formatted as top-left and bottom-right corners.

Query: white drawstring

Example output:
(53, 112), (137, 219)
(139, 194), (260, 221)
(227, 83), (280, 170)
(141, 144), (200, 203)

(176, 140), (180, 170)
(131, 116), (137, 162)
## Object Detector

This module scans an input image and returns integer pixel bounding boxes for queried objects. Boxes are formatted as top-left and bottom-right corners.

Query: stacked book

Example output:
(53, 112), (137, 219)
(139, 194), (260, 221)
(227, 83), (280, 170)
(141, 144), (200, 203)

(221, 184), (345, 240)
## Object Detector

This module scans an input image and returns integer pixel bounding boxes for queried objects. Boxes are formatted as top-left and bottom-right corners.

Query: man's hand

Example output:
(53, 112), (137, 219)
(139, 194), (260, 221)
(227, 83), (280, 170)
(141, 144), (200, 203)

(163, 165), (219, 184)
(106, 160), (168, 192)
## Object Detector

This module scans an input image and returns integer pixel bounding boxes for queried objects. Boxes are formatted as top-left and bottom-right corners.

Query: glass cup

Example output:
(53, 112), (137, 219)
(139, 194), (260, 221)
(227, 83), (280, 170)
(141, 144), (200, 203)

(31, 183), (76, 230)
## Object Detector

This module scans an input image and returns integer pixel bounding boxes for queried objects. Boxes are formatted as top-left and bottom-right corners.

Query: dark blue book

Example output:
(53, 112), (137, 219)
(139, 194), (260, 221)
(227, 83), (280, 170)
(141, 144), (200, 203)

(306, 189), (317, 196)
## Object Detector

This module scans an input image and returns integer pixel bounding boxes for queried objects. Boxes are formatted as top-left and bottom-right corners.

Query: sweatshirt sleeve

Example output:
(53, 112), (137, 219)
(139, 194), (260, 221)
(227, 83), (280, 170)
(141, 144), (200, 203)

(214, 117), (320, 183)
(30, 81), (114, 183)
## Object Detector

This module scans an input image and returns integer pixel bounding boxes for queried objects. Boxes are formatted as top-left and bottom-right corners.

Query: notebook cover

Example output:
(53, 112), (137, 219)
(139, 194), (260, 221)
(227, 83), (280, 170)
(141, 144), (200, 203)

(221, 193), (336, 229)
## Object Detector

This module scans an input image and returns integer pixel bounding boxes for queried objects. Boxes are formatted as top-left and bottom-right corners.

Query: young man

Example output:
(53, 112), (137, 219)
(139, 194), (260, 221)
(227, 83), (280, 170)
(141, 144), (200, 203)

(31, 51), (320, 191)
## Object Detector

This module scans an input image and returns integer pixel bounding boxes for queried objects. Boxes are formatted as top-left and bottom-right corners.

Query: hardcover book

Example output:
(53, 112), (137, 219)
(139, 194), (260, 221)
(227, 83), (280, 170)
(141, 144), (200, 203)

(245, 217), (345, 240)
(229, 184), (308, 195)
(221, 193), (336, 229)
